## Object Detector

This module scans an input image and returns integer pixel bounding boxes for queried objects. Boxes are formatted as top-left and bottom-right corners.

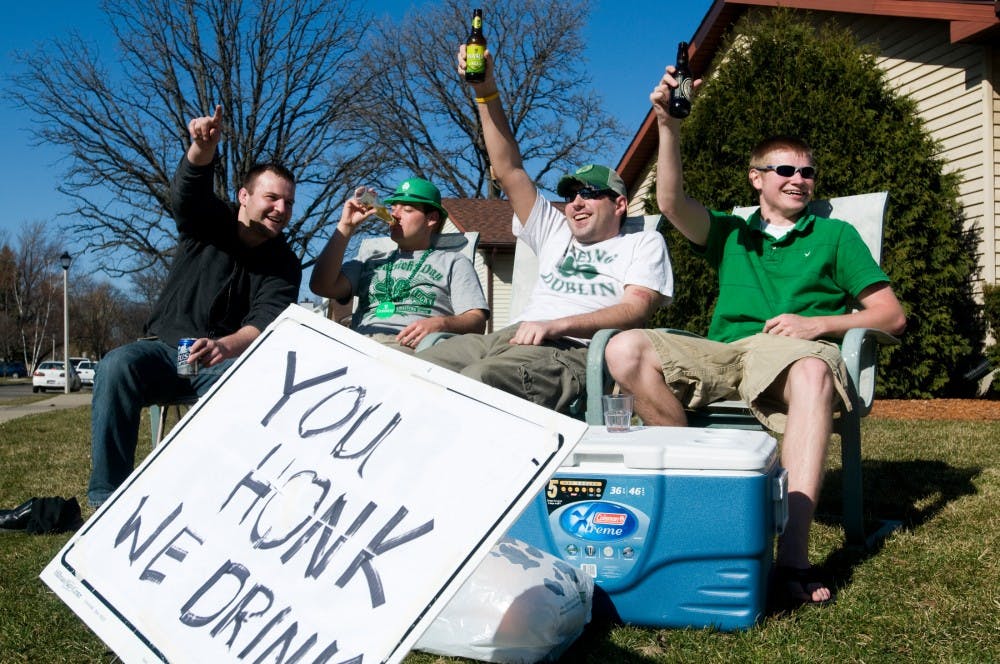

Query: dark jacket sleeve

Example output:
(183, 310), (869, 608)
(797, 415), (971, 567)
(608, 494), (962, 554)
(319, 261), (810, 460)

(170, 155), (233, 242)
(241, 240), (303, 334)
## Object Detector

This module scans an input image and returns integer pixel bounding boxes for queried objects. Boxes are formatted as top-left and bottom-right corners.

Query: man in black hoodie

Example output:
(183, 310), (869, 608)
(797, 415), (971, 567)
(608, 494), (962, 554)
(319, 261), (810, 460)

(87, 106), (302, 508)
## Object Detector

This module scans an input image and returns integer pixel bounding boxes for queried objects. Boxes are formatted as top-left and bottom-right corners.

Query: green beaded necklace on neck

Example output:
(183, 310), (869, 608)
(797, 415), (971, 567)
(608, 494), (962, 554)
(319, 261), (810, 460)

(373, 248), (433, 318)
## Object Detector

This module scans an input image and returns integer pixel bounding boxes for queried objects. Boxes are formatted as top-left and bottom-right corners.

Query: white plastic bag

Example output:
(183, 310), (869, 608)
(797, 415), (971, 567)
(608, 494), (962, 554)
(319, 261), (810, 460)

(415, 536), (593, 663)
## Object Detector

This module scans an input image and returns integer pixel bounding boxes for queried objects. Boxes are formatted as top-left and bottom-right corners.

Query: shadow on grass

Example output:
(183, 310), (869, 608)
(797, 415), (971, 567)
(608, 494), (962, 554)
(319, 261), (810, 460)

(819, 458), (981, 535)
(763, 458), (982, 618)
(555, 588), (662, 663)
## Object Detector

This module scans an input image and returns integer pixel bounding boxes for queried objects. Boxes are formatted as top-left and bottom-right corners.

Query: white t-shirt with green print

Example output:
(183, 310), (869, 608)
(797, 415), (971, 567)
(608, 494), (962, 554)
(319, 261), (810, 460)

(512, 195), (673, 343)
(343, 248), (489, 336)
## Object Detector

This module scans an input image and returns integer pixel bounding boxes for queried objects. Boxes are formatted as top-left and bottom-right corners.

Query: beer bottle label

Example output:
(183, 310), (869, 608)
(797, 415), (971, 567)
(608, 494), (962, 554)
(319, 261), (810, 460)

(677, 73), (693, 101)
(467, 44), (486, 75)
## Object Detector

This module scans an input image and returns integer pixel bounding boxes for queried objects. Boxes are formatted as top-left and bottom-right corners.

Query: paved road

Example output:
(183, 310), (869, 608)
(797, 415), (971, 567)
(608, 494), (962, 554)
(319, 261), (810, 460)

(0, 391), (93, 423)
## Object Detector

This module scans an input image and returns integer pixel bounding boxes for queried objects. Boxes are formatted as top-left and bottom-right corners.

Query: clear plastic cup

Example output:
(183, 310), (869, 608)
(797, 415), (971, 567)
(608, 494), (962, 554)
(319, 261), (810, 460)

(602, 394), (634, 432)
(358, 190), (394, 225)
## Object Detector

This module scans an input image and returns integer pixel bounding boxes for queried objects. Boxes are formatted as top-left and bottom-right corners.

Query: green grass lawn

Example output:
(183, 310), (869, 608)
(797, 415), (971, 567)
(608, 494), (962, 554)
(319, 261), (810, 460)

(0, 405), (997, 663)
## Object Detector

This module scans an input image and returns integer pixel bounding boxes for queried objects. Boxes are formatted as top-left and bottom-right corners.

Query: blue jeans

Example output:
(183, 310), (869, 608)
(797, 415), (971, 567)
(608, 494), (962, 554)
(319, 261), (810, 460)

(86, 340), (234, 507)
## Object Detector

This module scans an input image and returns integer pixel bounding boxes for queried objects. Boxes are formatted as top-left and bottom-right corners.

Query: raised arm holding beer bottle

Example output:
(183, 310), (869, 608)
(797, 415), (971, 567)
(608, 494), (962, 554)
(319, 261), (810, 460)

(87, 105), (302, 508)
(310, 178), (489, 352)
(414, 45), (673, 413)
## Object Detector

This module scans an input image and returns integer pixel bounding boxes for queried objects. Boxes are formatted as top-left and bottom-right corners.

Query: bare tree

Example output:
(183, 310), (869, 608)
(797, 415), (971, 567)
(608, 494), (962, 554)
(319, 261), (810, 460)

(129, 263), (169, 321)
(357, 0), (626, 199)
(70, 277), (144, 359)
(8, 0), (392, 274)
(0, 243), (21, 363)
(4, 222), (65, 370)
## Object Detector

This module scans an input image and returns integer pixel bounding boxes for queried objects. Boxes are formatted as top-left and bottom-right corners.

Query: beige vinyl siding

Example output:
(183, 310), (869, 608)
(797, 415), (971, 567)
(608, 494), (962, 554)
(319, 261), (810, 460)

(859, 15), (995, 286)
(627, 161), (657, 218)
(487, 255), (515, 330)
(476, 250), (514, 331)
(990, 47), (999, 283)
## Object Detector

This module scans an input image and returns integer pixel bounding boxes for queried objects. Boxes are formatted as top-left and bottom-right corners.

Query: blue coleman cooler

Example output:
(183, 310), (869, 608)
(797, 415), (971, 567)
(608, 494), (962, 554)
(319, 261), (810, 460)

(507, 426), (788, 631)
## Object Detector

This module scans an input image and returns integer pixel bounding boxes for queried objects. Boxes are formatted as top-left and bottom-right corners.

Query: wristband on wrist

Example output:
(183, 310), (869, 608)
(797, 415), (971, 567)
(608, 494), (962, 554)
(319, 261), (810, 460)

(475, 91), (500, 104)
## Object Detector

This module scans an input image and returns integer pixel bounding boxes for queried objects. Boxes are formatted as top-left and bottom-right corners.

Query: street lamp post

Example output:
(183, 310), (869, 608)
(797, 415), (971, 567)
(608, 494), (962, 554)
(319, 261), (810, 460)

(60, 252), (72, 394)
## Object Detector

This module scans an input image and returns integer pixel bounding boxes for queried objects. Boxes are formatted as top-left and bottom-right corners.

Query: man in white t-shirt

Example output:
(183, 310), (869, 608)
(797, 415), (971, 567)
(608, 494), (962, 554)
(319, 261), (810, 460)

(416, 46), (673, 412)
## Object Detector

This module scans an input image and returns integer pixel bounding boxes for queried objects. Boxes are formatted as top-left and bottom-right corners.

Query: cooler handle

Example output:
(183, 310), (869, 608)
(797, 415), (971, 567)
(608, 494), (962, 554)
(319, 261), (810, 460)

(563, 443), (662, 468)
(772, 468), (789, 536)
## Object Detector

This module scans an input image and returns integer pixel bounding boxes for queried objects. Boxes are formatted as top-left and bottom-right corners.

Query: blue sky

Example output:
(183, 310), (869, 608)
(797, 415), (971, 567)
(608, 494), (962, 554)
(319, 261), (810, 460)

(1, 0), (714, 294)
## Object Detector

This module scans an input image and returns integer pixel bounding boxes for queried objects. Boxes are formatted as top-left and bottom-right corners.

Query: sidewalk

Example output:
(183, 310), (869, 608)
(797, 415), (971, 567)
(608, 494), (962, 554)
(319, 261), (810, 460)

(0, 392), (92, 424)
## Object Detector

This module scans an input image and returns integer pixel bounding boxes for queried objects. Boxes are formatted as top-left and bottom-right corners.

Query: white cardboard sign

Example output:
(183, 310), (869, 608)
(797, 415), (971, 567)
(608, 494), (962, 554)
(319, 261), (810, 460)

(42, 305), (587, 663)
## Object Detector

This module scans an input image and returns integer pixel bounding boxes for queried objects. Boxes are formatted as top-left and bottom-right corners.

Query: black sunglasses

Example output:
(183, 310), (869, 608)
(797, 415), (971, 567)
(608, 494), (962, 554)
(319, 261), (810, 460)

(753, 164), (817, 179)
(565, 186), (618, 202)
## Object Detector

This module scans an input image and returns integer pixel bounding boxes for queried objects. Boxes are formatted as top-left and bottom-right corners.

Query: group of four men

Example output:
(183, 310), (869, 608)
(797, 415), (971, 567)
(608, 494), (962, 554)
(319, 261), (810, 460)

(87, 45), (906, 609)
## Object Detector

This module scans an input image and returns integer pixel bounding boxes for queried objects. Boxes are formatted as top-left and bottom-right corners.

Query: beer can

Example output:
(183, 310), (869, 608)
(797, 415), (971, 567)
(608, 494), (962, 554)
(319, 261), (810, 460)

(177, 338), (197, 377)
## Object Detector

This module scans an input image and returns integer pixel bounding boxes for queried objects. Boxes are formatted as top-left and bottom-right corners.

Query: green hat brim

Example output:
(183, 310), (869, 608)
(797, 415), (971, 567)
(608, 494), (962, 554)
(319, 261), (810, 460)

(383, 194), (448, 221)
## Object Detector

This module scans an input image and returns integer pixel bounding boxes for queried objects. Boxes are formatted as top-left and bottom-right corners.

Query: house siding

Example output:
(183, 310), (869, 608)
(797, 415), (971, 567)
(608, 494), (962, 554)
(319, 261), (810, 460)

(627, 160), (657, 218)
(484, 254), (515, 330)
(863, 15), (995, 285)
(990, 46), (999, 283)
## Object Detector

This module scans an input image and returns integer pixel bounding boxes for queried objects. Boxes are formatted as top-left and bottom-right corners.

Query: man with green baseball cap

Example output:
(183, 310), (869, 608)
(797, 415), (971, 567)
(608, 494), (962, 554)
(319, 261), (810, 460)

(311, 176), (488, 353)
(555, 164), (628, 201)
(415, 44), (673, 413)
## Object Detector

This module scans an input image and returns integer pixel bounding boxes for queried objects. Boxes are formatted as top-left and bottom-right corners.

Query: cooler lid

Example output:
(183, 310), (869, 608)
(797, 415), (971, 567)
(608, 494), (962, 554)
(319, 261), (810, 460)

(566, 426), (778, 472)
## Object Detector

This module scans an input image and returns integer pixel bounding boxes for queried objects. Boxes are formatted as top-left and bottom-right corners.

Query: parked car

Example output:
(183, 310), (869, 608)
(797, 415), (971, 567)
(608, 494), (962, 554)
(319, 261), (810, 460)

(32, 361), (83, 393)
(0, 361), (29, 378)
(69, 356), (89, 370)
(76, 360), (98, 386)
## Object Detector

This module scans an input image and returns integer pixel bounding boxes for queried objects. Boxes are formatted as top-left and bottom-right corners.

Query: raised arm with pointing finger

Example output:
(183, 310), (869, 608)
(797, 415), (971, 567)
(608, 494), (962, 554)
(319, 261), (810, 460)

(87, 105), (302, 508)
(415, 45), (674, 413)
(187, 104), (224, 167)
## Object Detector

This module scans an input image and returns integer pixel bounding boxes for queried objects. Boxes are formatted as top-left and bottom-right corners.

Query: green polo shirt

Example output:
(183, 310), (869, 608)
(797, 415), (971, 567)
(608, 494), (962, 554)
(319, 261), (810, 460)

(696, 209), (889, 343)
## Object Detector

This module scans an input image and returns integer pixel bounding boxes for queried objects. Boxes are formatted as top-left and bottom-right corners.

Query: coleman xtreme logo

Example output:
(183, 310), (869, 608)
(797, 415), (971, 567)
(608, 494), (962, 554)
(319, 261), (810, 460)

(559, 501), (639, 541)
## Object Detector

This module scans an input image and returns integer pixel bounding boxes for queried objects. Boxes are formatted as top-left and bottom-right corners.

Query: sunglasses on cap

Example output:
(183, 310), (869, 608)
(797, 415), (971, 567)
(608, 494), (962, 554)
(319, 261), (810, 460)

(752, 164), (817, 179)
(565, 186), (619, 202)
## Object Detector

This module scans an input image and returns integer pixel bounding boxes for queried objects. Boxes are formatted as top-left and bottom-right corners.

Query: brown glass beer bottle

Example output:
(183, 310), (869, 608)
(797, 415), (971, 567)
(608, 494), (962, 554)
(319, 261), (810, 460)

(669, 41), (693, 119)
(465, 9), (487, 83)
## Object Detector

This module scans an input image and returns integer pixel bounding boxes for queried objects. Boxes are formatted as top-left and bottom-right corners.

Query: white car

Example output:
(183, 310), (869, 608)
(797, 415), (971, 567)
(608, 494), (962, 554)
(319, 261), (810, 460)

(76, 360), (98, 386)
(32, 361), (83, 393)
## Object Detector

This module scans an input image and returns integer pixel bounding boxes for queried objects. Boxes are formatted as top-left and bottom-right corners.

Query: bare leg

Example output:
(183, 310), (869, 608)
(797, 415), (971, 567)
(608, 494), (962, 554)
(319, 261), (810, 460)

(605, 330), (687, 426)
(772, 356), (834, 603)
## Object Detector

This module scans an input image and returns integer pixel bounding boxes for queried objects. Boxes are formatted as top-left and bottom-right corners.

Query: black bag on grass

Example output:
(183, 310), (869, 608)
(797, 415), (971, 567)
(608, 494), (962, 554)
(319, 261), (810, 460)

(24, 497), (83, 534)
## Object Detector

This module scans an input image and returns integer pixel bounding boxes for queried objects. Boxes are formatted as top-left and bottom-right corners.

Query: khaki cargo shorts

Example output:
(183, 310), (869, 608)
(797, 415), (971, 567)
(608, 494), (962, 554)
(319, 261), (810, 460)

(643, 330), (851, 433)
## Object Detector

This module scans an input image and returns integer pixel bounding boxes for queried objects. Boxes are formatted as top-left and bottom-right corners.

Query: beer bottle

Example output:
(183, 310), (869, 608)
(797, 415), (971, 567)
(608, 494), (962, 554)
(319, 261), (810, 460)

(668, 41), (693, 119)
(465, 8), (487, 83)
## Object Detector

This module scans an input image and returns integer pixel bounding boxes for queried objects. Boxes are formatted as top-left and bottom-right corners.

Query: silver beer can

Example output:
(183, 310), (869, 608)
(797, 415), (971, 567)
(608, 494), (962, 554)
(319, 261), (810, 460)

(177, 338), (197, 377)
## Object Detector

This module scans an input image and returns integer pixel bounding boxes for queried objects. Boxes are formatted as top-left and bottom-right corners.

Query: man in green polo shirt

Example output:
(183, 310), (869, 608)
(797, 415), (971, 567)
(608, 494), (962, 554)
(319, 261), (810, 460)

(605, 66), (907, 608)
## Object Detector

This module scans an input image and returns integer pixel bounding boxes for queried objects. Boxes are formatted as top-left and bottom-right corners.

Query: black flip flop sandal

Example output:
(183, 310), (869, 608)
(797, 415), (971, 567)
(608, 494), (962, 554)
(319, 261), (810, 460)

(771, 565), (836, 608)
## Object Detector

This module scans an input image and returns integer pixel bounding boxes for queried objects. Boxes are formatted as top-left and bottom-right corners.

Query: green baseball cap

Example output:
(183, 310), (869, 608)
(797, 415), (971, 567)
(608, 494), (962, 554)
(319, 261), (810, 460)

(383, 177), (448, 221)
(556, 164), (628, 199)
